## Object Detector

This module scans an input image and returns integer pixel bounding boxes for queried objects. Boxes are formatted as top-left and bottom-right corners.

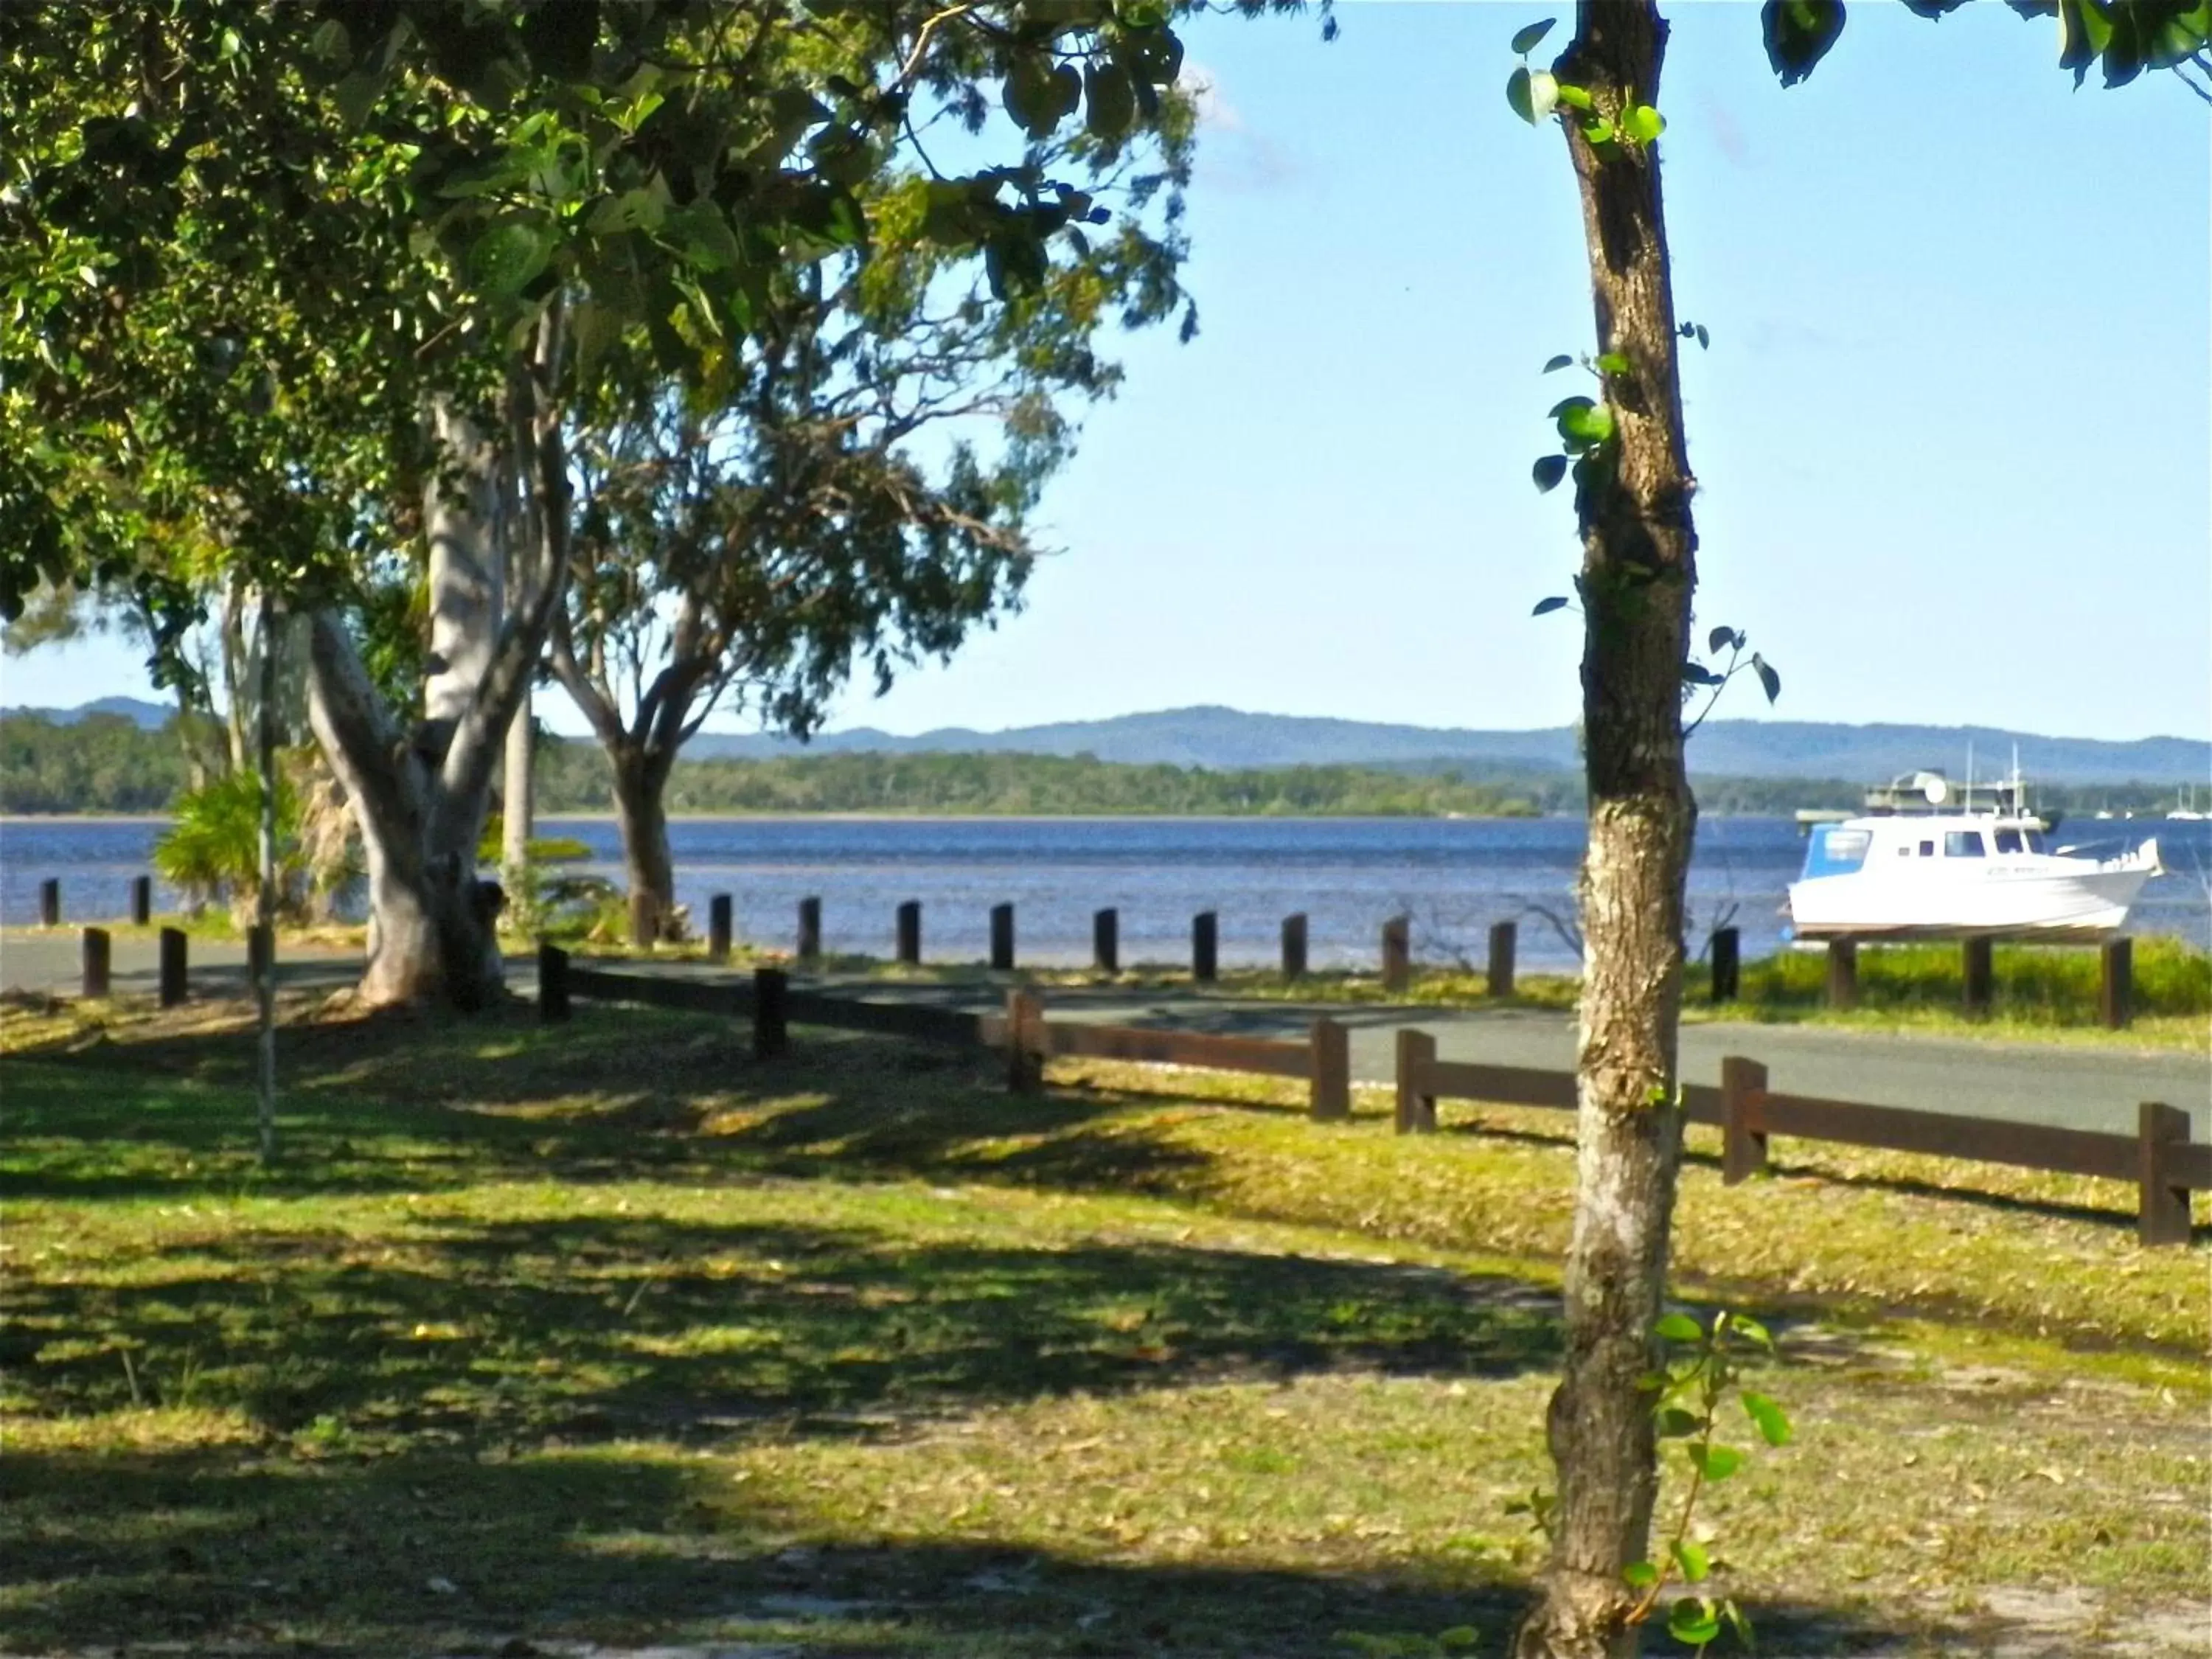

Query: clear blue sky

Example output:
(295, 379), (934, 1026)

(7, 2), (2207, 744)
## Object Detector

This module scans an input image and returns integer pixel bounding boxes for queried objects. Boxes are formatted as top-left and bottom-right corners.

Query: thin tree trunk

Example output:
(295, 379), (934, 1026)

(609, 744), (676, 944)
(254, 588), (279, 1164)
(1516, 5), (1699, 1657)
(502, 684), (534, 891)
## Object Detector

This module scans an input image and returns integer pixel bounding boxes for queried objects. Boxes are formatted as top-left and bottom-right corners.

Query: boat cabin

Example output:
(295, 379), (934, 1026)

(1800, 818), (2051, 880)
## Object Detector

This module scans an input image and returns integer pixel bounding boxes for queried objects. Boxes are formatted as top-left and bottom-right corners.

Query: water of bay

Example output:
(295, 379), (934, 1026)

(6, 813), (2206, 973)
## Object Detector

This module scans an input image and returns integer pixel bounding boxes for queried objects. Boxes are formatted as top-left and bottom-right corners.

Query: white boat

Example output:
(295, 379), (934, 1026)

(1787, 769), (2160, 941)
(2167, 785), (2206, 821)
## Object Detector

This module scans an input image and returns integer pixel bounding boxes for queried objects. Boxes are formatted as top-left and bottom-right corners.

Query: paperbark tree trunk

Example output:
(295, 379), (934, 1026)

(1515, 6), (1700, 1658)
(609, 742), (677, 941)
(306, 307), (571, 1009)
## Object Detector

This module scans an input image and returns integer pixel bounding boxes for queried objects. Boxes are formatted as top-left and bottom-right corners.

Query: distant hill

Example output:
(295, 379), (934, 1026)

(683, 705), (2208, 787)
(1, 696), (171, 731)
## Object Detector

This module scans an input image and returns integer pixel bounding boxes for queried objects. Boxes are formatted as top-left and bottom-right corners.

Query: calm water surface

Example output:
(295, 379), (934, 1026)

(7, 813), (2205, 972)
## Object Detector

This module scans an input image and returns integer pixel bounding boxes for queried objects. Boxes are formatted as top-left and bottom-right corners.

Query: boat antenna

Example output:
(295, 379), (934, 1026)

(1966, 739), (1975, 814)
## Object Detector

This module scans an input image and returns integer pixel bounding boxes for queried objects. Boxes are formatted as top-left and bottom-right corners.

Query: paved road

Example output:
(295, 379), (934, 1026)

(6, 933), (2204, 1139)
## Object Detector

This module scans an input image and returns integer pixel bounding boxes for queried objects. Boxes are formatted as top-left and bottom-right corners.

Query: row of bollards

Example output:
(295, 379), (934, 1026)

(1817, 933), (2133, 1028)
(69, 923), (192, 1005)
(33, 874), (156, 929)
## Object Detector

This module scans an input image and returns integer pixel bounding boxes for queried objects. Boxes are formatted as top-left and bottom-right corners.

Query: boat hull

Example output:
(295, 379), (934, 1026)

(1787, 865), (2154, 941)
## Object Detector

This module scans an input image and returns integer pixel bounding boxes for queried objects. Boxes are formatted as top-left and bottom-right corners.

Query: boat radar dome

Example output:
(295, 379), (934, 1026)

(1918, 772), (1949, 805)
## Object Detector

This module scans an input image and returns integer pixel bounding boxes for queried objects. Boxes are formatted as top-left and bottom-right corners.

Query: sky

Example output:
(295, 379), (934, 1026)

(6, 1), (2208, 744)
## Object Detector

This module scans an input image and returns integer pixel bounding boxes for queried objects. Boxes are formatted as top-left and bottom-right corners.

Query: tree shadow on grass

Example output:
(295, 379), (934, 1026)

(0, 1436), (2009, 1658)
(4, 1216), (1562, 1447)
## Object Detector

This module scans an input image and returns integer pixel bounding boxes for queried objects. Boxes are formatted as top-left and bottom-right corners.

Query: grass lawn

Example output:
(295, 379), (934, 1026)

(1, 990), (2205, 1657)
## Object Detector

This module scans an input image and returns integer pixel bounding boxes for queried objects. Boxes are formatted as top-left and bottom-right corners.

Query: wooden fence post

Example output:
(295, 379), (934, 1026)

(1710, 926), (1740, 1006)
(1310, 1016), (1350, 1121)
(628, 891), (657, 950)
(753, 967), (788, 1060)
(1394, 1028), (1436, 1135)
(990, 902), (1015, 972)
(38, 878), (59, 928)
(706, 894), (733, 963)
(897, 900), (922, 966)
(248, 923), (274, 988)
(1380, 914), (1411, 994)
(2137, 1102), (2192, 1247)
(159, 926), (188, 1008)
(131, 874), (153, 928)
(797, 897), (821, 961)
(81, 928), (111, 998)
(1722, 1055), (1770, 1185)
(1192, 911), (1217, 984)
(538, 942), (571, 1023)
(1093, 908), (1119, 975)
(1281, 913), (1309, 981)
(2101, 937), (2132, 1031)
(1962, 936), (1994, 1019)
(1487, 921), (1517, 998)
(1005, 989), (1042, 1093)
(1825, 939), (1858, 1011)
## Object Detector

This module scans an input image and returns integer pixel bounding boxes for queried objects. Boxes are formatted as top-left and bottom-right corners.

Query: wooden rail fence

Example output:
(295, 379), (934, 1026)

(538, 945), (2203, 1246)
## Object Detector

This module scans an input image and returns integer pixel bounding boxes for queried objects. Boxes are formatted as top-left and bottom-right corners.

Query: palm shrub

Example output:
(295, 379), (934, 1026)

(153, 770), (307, 925)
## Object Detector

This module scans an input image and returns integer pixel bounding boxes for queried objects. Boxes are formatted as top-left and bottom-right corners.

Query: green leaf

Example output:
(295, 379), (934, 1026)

(1695, 323), (1710, 349)
(1655, 1405), (1702, 1439)
(1596, 351), (1631, 376)
(1729, 1313), (1775, 1351)
(1762, 0), (1847, 86)
(1543, 352), (1575, 373)
(1682, 662), (1722, 687)
(2059, 0), (2115, 80)
(467, 220), (555, 299)
(1671, 1538), (1712, 1584)
(1533, 454), (1569, 493)
(1511, 18), (1557, 53)
(1085, 59), (1136, 138)
(1622, 1559), (1660, 1590)
(520, 0), (599, 81)
(1554, 81), (1593, 109)
(1581, 115), (1615, 145)
(1753, 653), (1782, 703)
(1526, 71), (1560, 119)
(1655, 1312), (1705, 1344)
(1531, 595), (1571, 616)
(1708, 625), (1740, 654)
(1554, 398), (1613, 448)
(1721, 1599), (1755, 1646)
(1741, 1389), (1792, 1446)
(1668, 1597), (1723, 1648)
(1438, 1628), (1481, 1653)
(1624, 103), (1665, 143)
(1506, 66), (1537, 124)
(1688, 1444), (1745, 1482)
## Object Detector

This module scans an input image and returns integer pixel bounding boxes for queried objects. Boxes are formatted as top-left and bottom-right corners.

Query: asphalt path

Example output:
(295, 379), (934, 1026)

(5, 932), (2204, 1139)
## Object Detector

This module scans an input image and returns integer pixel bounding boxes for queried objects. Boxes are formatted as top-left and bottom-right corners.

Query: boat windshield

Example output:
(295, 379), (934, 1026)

(1801, 824), (1871, 879)
(1944, 830), (1986, 858)
(1992, 826), (2049, 855)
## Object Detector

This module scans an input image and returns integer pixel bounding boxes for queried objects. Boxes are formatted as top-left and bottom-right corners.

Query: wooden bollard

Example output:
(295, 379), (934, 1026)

(707, 894), (733, 963)
(990, 902), (1015, 972)
(1721, 1055), (1770, 1185)
(38, 878), (59, 928)
(1005, 989), (1042, 1093)
(158, 926), (188, 1008)
(1310, 1017), (1351, 1121)
(1487, 920), (1517, 998)
(2136, 1101), (2192, 1247)
(1380, 914), (1411, 994)
(1961, 936), (1994, 1019)
(80, 928), (111, 999)
(1710, 926), (1740, 1006)
(752, 966), (788, 1060)
(248, 922), (274, 987)
(538, 942), (571, 1023)
(1281, 913), (1308, 981)
(797, 897), (821, 961)
(2101, 936), (2133, 1031)
(130, 874), (153, 927)
(1394, 1028), (1436, 1135)
(897, 900), (922, 966)
(1824, 939), (1857, 1011)
(1093, 907), (1119, 975)
(1192, 911), (1218, 984)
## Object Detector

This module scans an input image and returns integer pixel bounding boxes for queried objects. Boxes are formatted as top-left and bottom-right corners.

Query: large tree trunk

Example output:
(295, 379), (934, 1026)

(306, 306), (571, 1009)
(1516, 6), (1700, 1658)
(609, 742), (677, 943)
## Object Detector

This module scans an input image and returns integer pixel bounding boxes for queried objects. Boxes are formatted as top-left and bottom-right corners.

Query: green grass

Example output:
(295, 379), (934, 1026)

(2, 993), (2205, 1656)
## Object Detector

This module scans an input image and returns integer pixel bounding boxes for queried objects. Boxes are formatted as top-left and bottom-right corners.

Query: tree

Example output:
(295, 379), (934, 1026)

(549, 120), (1193, 939)
(1500, 4), (2209, 1655)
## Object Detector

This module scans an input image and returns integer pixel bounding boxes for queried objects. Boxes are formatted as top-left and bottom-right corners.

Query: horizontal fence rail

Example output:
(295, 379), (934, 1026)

(535, 946), (2202, 1248)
